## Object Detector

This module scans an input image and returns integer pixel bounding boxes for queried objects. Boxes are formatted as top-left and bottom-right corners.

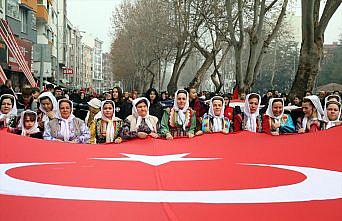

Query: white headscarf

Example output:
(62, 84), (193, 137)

(132, 97), (154, 132)
(173, 89), (190, 130)
(243, 93), (261, 132)
(101, 100), (120, 143)
(57, 99), (75, 142)
(38, 92), (58, 123)
(85, 98), (102, 124)
(265, 98), (284, 121)
(0, 94), (17, 124)
(18, 110), (40, 136)
(302, 95), (324, 131)
(323, 100), (341, 129)
(208, 96), (225, 132)
(324, 94), (341, 103)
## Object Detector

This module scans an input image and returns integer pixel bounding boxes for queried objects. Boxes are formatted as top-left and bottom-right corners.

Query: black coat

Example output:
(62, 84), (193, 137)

(149, 101), (163, 121)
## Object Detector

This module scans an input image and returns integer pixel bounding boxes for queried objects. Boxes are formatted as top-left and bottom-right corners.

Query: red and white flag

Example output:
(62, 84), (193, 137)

(0, 127), (341, 221)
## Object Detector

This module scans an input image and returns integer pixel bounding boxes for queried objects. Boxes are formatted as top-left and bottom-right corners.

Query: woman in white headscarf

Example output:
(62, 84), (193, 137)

(43, 99), (90, 143)
(121, 97), (159, 140)
(37, 92), (58, 129)
(262, 98), (295, 135)
(0, 94), (17, 130)
(323, 98), (341, 130)
(89, 100), (123, 144)
(160, 89), (197, 139)
(16, 110), (42, 139)
(201, 96), (230, 134)
(234, 93), (262, 132)
(297, 95), (324, 133)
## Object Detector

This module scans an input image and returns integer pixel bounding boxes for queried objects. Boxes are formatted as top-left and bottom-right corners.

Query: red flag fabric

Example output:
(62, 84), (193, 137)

(0, 127), (341, 221)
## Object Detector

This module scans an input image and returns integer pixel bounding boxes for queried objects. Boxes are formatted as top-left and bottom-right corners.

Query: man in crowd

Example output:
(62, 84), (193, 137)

(54, 86), (64, 100)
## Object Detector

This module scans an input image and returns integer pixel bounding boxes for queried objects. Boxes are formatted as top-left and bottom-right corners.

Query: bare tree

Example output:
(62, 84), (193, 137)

(110, 0), (175, 93)
(185, 0), (231, 92)
(226, 0), (289, 94)
(289, 0), (341, 98)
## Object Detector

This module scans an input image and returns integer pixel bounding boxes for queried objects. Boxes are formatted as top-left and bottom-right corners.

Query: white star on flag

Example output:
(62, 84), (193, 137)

(92, 153), (221, 166)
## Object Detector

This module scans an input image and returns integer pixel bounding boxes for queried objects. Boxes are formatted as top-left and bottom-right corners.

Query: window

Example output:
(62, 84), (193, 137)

(20, 9), (28, 33)
(7, 0), (20, 20)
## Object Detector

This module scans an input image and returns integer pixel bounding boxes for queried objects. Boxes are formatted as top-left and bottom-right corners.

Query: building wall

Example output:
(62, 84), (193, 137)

(102, 52), (113, 90)
(82, 44), (93, 89)
(6, 0), (37, 43)
(0, 0), (5, 19)
(4, 0), (37, 90)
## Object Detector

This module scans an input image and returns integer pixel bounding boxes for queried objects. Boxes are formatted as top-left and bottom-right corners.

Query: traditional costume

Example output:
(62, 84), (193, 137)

(37, 92), (58, 129)
(202, 96), (230, 133)
(234, 93), (262, 132)
(121, 97), (159, 139)
(43, 99), (90, 143)
(89, 100), (123, 144)
(262, 98), (295, 134)
(297, 95), (324, 132)
(0, 94), (17, 129)
(160, 90), (196, 138)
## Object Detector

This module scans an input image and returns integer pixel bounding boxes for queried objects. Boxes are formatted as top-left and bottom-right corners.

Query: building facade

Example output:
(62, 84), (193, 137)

(92, 37), (103, 92)
(0, 0), (109, 91)
(3, 0), (37, 89)
(33, 0), (53, 84)
(102, 52), (113, 90)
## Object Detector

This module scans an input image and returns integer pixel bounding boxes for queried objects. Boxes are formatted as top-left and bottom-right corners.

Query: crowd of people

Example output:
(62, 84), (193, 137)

(0, 79), (341, 144)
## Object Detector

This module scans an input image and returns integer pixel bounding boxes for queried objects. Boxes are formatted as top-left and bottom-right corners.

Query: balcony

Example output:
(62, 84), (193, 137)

(37, 5), (48, 23)
(20, 0), (38, 12)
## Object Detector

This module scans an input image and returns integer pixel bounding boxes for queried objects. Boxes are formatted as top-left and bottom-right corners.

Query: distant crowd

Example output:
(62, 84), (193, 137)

(0, 79), (341, 144)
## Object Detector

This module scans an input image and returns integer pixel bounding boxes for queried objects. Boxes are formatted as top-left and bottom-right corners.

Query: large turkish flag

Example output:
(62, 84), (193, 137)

(0, 127), (341, 221)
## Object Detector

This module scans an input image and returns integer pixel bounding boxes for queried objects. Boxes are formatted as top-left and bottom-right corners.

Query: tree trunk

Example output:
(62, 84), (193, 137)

(211, 70), (224, 94)
(289, 0), (341, 99)
(289, 40), (322, 98)
(189, 54), (214, 89)
(167, 55), (181, 94)
(161, 59), (168, 91)
(167, 47), (192, 94)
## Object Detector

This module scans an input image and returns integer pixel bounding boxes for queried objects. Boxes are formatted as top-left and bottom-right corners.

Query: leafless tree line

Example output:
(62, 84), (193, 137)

(110, 0), (341, 96)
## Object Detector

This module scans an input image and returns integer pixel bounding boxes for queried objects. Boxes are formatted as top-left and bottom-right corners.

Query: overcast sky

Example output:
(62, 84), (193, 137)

(68, 0), (342, 53)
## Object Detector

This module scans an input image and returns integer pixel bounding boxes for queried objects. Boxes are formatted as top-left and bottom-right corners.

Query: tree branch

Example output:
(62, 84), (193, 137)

(316, 0), (342, 38)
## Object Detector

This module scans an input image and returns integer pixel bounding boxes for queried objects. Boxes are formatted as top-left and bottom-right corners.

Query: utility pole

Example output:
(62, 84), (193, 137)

(39, 45), (44, 91)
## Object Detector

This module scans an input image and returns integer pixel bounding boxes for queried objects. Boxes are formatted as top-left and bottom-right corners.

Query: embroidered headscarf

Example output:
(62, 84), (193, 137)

(18, 110), (40, 136)
(38, 92), (58, 124)
(0, 94), (17, 124)
(173, 89), (190, 131)
(323, 100), (341, 129)
(57, 99), (75, 142)
(265, 98), (284, 121)
(243, 93), (261, 132)
(101, 100), (119, 143)
(302, 95), (324, 131)
(208, 96), (225, 132)
(132, 97), (154, 132)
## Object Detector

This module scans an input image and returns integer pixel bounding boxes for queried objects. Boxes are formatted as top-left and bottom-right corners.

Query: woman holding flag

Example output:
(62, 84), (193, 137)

(89, 100), (123, 144)
(262, 98), (295, 135)
(160, 89), (197, 140)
